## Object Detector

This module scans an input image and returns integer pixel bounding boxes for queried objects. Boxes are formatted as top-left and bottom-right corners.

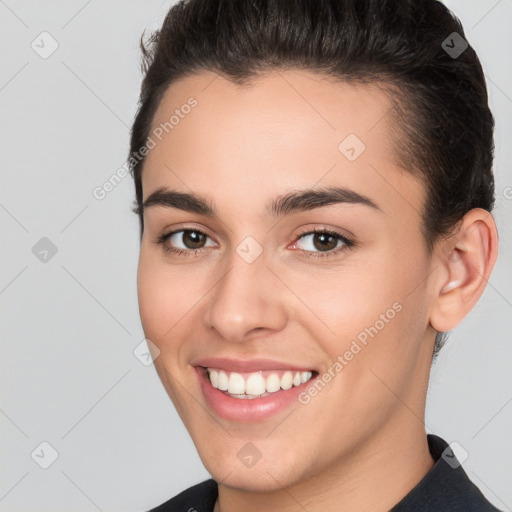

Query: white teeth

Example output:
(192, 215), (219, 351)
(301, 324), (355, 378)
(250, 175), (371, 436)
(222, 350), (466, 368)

(266, 373), (281, 393)
(245, 373), (266, 395)
(281, 371), (293, 390)
(209, 369), (219, 388)
(228, 372), (245, 394)
(217, 370), (229, 391)
(206, 368), (313, 397)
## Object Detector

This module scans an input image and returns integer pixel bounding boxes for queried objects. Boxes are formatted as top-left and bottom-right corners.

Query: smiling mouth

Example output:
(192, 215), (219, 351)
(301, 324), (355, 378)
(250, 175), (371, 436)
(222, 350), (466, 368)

(204, 367), (317, 399)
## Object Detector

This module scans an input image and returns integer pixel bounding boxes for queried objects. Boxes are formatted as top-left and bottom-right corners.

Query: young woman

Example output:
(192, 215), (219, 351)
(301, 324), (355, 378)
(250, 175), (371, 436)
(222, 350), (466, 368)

(128, 0), (501, 510)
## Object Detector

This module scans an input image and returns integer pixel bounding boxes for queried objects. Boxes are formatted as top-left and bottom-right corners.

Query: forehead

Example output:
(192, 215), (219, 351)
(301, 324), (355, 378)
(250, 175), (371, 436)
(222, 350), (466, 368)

(142, 69), (423, 220)
(149, 69), (395, 150)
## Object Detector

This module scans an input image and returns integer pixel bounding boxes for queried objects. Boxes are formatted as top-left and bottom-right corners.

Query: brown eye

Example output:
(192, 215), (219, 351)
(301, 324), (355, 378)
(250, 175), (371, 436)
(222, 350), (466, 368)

(295, 229), (352, 254)
(311, 232), (339, 252)
(291, 228), (355, 260)
(157, 228), (217, 256)
(178, 230), (208, 249)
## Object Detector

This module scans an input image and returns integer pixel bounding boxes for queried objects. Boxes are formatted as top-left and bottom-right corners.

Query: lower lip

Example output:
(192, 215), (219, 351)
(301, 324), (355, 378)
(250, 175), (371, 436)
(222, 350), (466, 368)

(196, 367), (316, 423)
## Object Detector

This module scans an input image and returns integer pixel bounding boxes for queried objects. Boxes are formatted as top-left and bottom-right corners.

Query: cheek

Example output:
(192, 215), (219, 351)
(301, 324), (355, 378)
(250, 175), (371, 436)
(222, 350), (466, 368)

(136, 248), (216, 368)
(137, 252), (161, 335)
(136, 249), (184, 345)
(298, 247), (429, 365)
(290, 262), (399, 341)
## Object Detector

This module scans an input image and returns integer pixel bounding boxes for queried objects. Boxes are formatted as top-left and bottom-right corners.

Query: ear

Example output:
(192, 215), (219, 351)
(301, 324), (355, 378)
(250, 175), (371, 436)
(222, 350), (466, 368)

(429, 208), (498, 333)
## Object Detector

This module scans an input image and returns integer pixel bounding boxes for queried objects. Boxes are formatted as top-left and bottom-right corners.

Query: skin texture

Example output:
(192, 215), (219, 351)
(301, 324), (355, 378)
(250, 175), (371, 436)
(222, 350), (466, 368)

(136, 70), (498, 512)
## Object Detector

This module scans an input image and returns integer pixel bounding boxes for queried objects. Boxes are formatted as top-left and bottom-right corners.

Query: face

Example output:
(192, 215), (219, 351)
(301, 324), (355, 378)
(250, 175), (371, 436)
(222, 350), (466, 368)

(137, 70), (438, 491)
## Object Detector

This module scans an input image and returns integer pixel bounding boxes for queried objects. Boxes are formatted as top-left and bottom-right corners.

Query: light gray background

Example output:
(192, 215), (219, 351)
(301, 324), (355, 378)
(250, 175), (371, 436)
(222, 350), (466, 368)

(1, 1), (511, 511)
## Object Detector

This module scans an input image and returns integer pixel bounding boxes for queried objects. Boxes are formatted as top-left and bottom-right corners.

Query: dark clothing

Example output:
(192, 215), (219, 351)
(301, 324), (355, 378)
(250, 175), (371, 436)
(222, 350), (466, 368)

(147, 434), (503, 511)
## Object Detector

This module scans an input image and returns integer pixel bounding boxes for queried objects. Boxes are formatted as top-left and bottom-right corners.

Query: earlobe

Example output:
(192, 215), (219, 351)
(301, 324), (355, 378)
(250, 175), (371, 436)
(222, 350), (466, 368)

(430, 209), (498, 333)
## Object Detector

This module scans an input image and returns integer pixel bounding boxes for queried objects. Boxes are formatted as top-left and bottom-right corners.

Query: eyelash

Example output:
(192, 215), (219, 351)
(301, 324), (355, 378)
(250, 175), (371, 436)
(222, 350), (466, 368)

(154, 226), (355, 260)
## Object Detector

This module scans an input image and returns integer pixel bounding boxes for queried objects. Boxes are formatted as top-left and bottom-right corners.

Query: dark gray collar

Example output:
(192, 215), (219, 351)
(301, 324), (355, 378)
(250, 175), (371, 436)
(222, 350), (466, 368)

(390, 434), (501, 511)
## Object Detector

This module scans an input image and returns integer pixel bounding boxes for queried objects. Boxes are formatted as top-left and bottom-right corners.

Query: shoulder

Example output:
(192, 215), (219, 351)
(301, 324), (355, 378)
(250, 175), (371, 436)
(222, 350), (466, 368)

(144, 478), (218, 512)
(390, 434), (504, 512)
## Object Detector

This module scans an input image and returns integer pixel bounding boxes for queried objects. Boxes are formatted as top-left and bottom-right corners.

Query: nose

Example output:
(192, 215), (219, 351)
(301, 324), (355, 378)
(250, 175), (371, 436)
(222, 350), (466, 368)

(202, 245), (288, 343)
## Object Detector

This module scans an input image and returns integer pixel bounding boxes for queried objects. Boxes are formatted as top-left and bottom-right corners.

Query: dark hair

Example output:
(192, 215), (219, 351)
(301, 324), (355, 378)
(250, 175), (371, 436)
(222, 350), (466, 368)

(128, 0), (495, 361)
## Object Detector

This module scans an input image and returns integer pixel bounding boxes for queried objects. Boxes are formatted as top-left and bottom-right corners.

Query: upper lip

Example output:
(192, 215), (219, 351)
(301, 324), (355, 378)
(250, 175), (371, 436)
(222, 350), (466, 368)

(191, 357), (316, 373)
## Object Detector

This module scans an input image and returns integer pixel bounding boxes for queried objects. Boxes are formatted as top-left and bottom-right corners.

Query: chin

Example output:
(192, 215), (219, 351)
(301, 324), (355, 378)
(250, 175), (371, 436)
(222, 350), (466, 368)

(211, 467), (297, 492)
(198, 447), (308, 492)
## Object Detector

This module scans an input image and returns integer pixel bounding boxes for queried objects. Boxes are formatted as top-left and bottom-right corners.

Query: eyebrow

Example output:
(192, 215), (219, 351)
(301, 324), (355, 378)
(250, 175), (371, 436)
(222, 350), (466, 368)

(138, 185), (382, 219)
